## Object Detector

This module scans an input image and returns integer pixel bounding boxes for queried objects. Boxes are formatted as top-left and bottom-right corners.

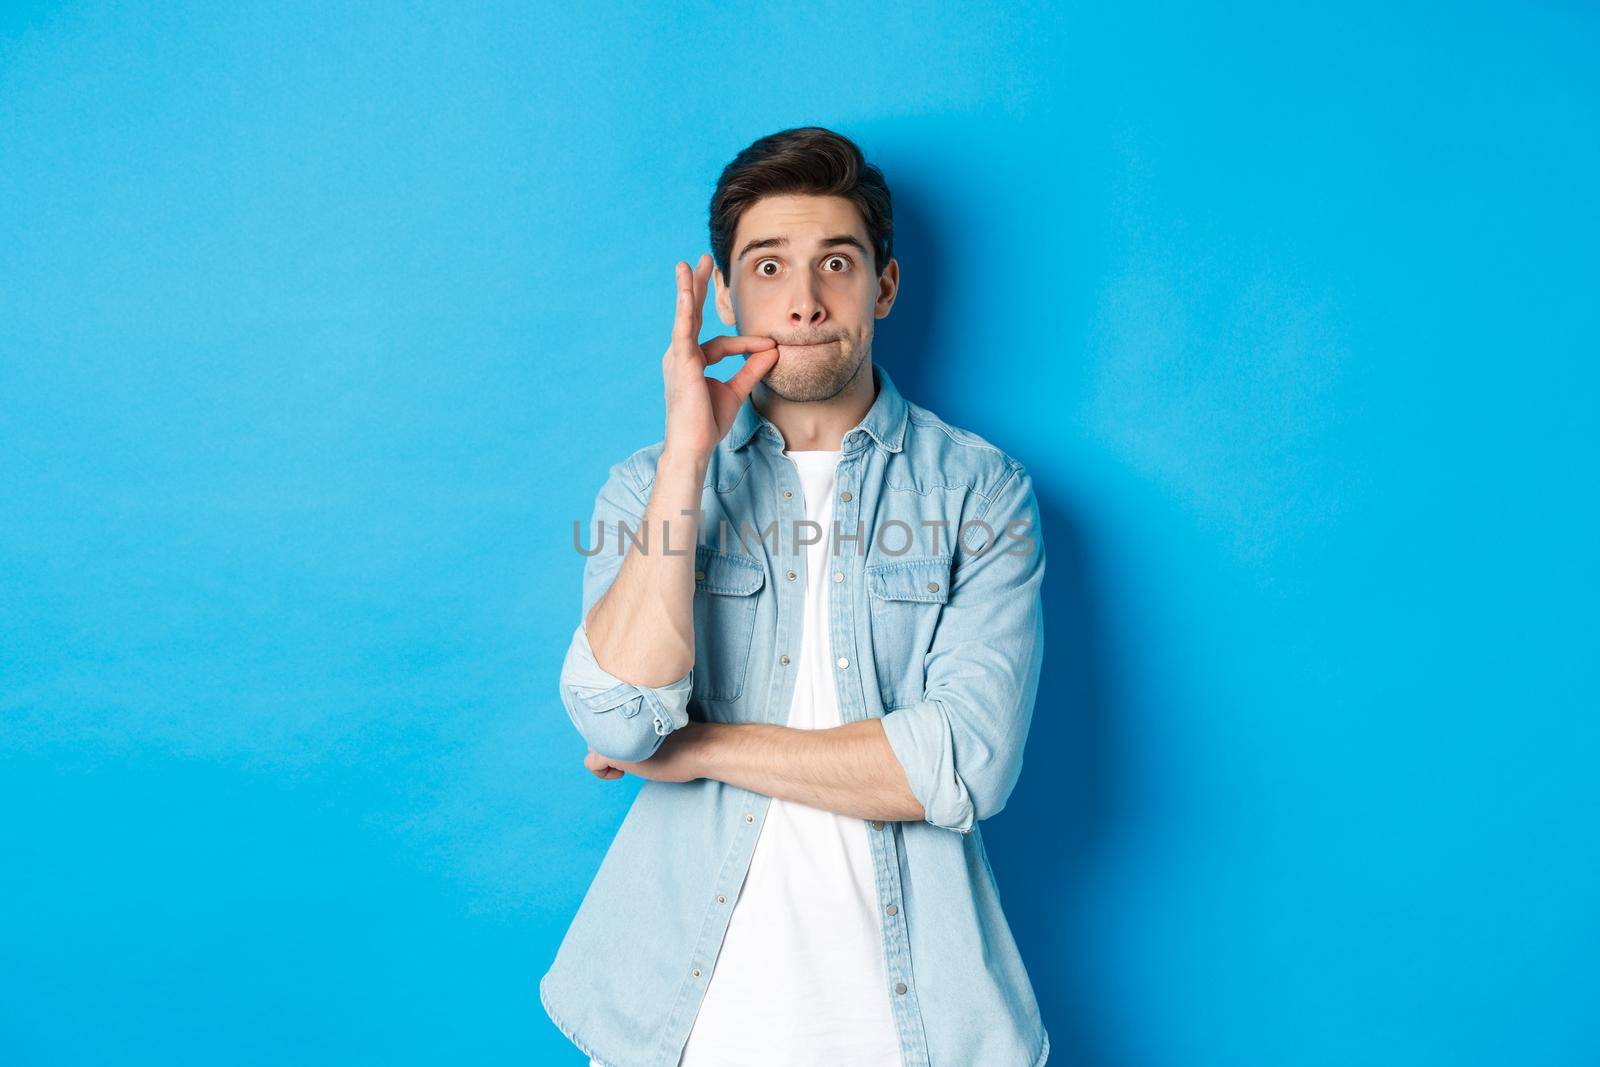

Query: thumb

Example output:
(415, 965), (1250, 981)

(725, 346), (779, 403)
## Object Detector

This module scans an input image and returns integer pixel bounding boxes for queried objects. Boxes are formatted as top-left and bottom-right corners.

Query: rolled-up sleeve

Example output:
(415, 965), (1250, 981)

(879, 463), (1046, 834)
(557, 452), (695, 764)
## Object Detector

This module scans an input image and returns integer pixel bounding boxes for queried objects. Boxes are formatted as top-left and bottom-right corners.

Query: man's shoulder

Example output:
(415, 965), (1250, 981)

(600, 440), (669, 494)
(900, 399), (1029, 492)
(599, 439), (756, 498)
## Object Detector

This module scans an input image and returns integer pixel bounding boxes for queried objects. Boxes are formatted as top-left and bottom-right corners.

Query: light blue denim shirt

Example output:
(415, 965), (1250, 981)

(541, 363), (1049, 1066)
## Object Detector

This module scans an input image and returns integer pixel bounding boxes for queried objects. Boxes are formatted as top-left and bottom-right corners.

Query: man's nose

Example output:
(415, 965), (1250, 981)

(788, 275), (826, 328)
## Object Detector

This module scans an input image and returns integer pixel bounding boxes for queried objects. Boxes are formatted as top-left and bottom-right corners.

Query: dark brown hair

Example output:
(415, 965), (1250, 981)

(709, 126), (894, 280)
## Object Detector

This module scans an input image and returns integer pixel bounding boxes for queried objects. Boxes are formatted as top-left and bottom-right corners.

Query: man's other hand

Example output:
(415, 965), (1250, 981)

(584, 722), (709, 783)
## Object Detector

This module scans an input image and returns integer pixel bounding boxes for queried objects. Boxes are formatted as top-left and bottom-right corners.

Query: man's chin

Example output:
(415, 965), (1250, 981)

(762, 366), (856, 402)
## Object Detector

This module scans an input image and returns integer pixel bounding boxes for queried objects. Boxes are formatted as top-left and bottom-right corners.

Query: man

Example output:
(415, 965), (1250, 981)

(541, 127), (1049, 1067)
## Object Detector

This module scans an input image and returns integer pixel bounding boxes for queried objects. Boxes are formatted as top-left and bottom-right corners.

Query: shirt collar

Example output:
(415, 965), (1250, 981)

(728, 361), (908, 454)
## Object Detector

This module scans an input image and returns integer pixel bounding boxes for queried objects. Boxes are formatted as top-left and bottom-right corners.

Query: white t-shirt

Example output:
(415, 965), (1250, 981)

(670, 448), (903, 1067)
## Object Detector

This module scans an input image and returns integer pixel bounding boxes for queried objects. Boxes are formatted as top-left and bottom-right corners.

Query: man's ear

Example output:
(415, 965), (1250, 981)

(713, 267), (737, 326)
(874, 258), (900, 319)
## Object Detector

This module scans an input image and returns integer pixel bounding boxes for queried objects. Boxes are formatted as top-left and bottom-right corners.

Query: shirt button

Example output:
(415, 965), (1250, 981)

(695, 569), (706, 581)
(927, 581), (939, 592)
(786, 570), (797, 581)
(836, 656), (849, 669)
(783, 490), (793, 499)
(885, 903), (899, 916)
(745, 813), (755, 823)
(779, 654), (790, 666)
(871, 820), (885, 830)
(832, 571), (844, 583)
(693, 968), (702, 977)
(717, 894), (726, 904)
(840, 490), (852, 502)
(894, 981), (908, 995)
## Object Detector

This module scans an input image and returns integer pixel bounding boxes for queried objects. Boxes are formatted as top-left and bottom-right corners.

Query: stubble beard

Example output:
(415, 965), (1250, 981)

(761, 338), (869, 403)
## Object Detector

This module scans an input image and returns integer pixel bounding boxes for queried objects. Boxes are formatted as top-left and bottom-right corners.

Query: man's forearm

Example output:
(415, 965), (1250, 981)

(689, 718), (925, 823)
(586, 449), (707, 688)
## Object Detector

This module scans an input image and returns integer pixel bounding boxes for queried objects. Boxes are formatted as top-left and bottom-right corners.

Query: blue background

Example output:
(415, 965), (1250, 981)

(3, 2), (1596, 1064)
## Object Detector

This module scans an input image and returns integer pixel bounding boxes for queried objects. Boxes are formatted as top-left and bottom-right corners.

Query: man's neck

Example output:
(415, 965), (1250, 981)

(751, 359), (876, 451)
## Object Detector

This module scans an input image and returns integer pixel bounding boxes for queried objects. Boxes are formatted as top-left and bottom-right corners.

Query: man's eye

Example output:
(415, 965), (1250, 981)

(756, 259), (780, 277)
(824, 255), (851, 272)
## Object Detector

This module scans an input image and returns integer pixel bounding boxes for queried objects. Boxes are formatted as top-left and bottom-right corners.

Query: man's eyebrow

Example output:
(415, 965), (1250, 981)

(736, 234), (869, 262)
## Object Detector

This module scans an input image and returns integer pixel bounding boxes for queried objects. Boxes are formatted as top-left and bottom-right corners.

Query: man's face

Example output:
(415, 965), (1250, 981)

(714, 194), (899, 403)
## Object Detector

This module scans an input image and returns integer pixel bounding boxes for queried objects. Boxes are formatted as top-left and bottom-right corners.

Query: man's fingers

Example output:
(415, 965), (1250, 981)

(691, 254), (713, 338)
(724, 345), (779, 401)
(671, 261), (695, 347)
(668, 257), (718, 361)
(585, 750), (626, 780)
(700, 334), (777, 366)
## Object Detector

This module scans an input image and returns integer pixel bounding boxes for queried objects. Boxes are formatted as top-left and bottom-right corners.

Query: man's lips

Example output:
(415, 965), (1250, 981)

(775, 340), (841, 356)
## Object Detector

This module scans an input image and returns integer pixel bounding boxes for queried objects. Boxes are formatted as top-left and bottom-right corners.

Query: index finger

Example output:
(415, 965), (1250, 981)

(700, 334), (778, 366)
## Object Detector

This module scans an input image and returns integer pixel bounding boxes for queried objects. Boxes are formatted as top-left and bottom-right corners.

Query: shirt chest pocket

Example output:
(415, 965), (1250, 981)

(692, 545), (766, 703)
(864, 553), (952, 710)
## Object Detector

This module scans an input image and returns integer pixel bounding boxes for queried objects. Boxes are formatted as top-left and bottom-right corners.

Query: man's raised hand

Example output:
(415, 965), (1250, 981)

(661, 254), (778, 460)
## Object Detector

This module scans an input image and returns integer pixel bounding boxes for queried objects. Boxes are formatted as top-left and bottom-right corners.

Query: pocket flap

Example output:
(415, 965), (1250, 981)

(865, 554), (953, 604)
(695, 545), (766, 596)
(574, 682), (644, 718)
